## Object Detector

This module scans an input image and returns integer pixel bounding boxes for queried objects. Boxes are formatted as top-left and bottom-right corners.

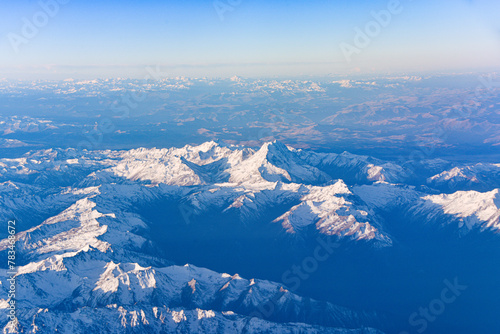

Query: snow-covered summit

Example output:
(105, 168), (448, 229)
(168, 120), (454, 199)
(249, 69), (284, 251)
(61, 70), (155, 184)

(1, 141), (500, 332)
(418, 189), (500, 232)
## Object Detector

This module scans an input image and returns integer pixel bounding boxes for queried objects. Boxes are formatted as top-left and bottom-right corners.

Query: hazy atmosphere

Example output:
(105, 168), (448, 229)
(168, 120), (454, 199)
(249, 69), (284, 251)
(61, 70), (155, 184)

(2, 0), (500, 78)
(1, 1), (499, 334)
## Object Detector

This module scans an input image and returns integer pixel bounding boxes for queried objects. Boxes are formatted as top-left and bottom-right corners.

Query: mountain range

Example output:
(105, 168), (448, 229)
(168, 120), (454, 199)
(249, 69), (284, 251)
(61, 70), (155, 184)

(1, 140), (499, 333)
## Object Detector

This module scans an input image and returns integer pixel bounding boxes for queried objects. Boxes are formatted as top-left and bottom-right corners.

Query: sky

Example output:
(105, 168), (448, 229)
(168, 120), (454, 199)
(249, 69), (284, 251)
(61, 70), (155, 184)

(1, 0), (499, 79)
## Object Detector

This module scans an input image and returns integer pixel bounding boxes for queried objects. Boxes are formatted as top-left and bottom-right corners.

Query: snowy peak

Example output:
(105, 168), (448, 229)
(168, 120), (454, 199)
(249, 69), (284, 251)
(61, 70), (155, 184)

(228, 141), (331, 184)
(0, 141), (413, 188)
(274, 181), (392, 246)
(296, 149), (410, 184)
(427, 163), (500, 191)
(3, 198), (112, 259)
(114, 140), (331, 186)
(2, 141), (500, 332)
(1, 230), (385, 333)
(419, 189), (500, 232)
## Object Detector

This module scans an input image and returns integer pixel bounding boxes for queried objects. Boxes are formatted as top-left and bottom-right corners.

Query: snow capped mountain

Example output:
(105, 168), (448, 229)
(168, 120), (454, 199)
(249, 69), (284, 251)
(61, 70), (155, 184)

(274, 181), (391, 246)
(0, 140), (418, 189)
(2, 306), (385, 334)
(295, 149), (410, 184)
(90, 140), (396, 187)
(2, 249), (386, 333)
(0, 197), (150, 266)
(221, 182), (308, 220)
(227, 141), (331, 184)
(354, 182), (500, 235)
(104, 140), (328, 186)
(0, 188), (385, 333)
(428, 163), (500, 191)
(0, 182), (102, 238)
(0, 139), (29, 148)
(3, 141), (499, 244)
(0, 148), (117, 187)
(417, 189), (500, 233)
(0, 116), (57, 135)
(352, 182), (421, 209)
(111, 150), (204, 186)
(2, 141), (500, 333)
